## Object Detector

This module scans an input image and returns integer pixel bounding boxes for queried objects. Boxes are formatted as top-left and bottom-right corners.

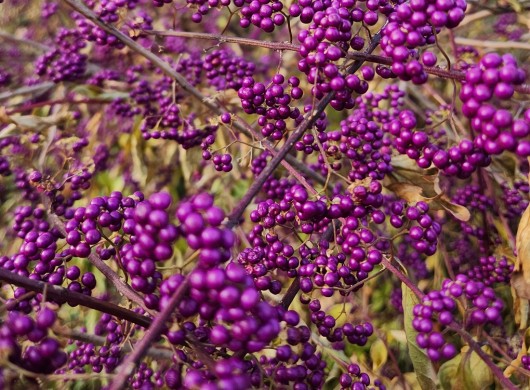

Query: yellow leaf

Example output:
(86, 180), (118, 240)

(504, 328), (530, 377)
(512, 204), (530, 328)
(438, 353), (462, 390)
(370, 338), (388, 371)
(459, 346), (494, 390)
(327, 303), (353, 327)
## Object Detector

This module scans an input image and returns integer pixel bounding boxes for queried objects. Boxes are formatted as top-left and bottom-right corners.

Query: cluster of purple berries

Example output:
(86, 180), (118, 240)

(239, 0), (285, 31)
(460, 53), (529, 156)
(120, 192), (176, 293)
(387, 200), (441, 256)
(204, 49), (256, 91)
(381, 0), (466, 83)
(465, 256), (513, 287)
(238, 74), (303, 140)
(414, 274), (504, 361)
(35, 28), (87, 82)
(176, 192), (234, 268)
(390, 109), (491, 178)
(0, 308), (66, 374)
(501, 180), (529, 219)
(64, 192), (140, 259)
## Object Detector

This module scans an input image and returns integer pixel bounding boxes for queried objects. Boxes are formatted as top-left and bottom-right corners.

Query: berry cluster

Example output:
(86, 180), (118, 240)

(35, 29), (87, 82)
(381, 0), (466, 83)
(176, 192), (234, 268)
(240, 0), (285, 31)
(204, 49), (256, 91)
(238, 74), (303, 140)
(184, 263), (281, 353)
(120, 193), (176, 294)
(332, 107), (393, 181)
(464, 255), (513, 287)
(66, 320), (123, 374)
(460, 53), (529, 156)
(390, 109), (491, 178)
(0, 309), (66, 374)
(414, 274), (504, 361)
(64, 192), (140, 259)
(387, 200), (440, 256)
(501, 180), (529, 219)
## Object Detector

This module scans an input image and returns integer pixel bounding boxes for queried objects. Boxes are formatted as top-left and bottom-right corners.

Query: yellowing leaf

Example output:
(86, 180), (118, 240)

(402, 283), (438, 390)
(458, 346), (494, 390)
(388, 183), (428, 204)
(370, 338), (388, 371)
(515, 204), (530, 276)
(512, 204), (530, 328)
(438, 198), (471, 222)
(504, 327), (530, 377)
(0, 107), (73, 131)
(438, 353), (462, 390)
(327, 303), (353, 327)
(388, 182), (470, 222)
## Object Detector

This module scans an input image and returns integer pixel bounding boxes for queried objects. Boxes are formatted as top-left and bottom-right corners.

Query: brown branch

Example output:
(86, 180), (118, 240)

(0, 30), (51, 52)
(108, 277), (190, 390)
(0, 82), (55, 101)
(0, 268), (151, 327)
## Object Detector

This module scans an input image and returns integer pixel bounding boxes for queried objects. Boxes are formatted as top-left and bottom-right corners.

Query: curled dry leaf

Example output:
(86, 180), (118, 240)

(387, 182), (471, 222)
(504, 328), (530, 377)
(387, 183), (428, 204)
(0, 106), (73, 132)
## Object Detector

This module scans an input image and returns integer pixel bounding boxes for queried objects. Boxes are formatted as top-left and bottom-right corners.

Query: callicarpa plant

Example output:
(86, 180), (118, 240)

(0, 0), (529, 389)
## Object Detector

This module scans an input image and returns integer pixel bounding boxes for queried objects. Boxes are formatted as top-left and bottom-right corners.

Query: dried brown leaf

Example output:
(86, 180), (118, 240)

(387, 182), (471, 222)
(388, 183), (428, 204)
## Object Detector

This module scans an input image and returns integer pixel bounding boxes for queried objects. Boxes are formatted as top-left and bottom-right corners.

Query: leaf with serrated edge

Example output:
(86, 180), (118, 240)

(402, 283), (438, 390)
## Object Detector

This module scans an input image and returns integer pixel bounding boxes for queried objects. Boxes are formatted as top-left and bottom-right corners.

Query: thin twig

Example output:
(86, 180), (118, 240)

(0, 82), (55, 101)
(145, 30), (530, 95)
(53, 327), (174, 360)
(0, 30), (51, 52)
(455, 37), (530, 51)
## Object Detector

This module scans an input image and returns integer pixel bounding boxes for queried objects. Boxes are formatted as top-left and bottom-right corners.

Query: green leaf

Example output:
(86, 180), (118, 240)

(438, 353), (462, 390)
(460, 346), (494, 390)
(323, 376), (339, 390)
(402, 283), (438, 390)
(370, 338), (388, 371)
